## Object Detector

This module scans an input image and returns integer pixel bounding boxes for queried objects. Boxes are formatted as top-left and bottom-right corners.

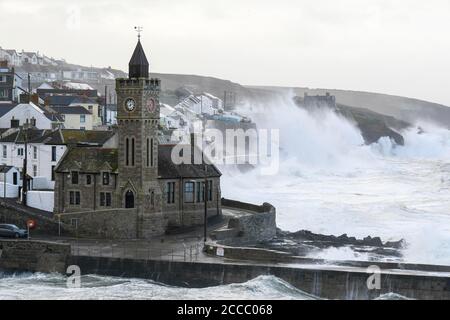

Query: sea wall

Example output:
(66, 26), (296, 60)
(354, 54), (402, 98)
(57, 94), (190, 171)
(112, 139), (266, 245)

(69, 255), (450, 300)
(0, 240), (70, 273)
(214, 199), (277, 244)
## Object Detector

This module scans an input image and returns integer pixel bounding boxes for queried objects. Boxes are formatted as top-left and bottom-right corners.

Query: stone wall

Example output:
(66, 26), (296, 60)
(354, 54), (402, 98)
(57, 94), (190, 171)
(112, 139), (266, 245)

(58, 208), (167, 239)
(214, 198), (277, 244)
(70, 255), (450, 300)
(0, 200), (68, 236)
(59, 208), (138, 239)
(0, 240), (70, 273)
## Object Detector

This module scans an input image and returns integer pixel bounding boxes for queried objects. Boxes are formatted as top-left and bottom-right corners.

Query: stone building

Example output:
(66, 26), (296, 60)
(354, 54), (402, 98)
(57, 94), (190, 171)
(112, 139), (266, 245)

(54, 38), (222, 238)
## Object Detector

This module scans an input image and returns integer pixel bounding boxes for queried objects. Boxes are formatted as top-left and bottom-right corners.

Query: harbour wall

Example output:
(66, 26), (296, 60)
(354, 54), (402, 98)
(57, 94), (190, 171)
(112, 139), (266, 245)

(0, 239), (70, 274)
(68, 255), (450, 300)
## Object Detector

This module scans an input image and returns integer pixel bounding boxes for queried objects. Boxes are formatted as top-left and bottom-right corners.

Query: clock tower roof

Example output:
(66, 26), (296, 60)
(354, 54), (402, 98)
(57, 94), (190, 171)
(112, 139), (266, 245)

(128, 39), (149, 79)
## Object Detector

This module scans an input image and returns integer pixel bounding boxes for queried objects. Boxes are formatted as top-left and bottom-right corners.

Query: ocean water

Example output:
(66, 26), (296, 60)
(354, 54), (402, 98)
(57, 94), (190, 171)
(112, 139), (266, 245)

(221, 95), (450, 266)
(2, 94), (449, 299)
(0, 273), (318, 300)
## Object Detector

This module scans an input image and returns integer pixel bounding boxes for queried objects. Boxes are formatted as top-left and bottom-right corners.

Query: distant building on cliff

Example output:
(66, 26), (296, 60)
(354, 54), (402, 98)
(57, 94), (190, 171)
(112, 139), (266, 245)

(53, 37), (222, 238)
(303, 92), (337, 110)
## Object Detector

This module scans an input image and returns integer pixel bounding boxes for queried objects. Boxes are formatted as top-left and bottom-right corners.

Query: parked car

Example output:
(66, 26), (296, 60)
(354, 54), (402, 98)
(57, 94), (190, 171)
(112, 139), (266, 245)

(0, 224), (28, 239)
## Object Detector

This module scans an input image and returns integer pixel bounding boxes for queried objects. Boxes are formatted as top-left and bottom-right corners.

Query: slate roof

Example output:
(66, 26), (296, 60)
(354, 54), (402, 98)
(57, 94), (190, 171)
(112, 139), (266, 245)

(0, 165), (14, 173)
(51, 106), (92, 115)
(158, 144), (221, 179)
(0, 128), (115, 146)
(45, 95), (98, 107)
(55, 144), (222, 179)
(56, 148), (119, 173)
(129, 40), (149, 78)
(0, 104), (16, 117)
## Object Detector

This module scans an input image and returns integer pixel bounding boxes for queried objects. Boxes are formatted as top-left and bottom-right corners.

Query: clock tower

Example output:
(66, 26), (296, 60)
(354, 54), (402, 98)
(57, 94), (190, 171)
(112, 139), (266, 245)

(115, 36), (163, 236)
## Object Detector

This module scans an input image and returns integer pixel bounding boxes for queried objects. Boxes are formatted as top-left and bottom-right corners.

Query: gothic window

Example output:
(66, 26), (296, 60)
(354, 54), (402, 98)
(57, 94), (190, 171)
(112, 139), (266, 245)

(150, 138), (154, 167)
(146, 138), (149, 167)
(149, 189), (155, 208)
(131, 137), (135, 166)
(71, 171), (79, 184)
(86, 175), (92, 185)
(125, 137), (129, 166)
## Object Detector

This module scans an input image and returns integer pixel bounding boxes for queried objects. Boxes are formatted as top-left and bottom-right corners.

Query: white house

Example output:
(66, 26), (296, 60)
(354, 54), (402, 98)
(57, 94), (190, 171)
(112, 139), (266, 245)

(0, 165), (22, 198)
(0, 48), (22, 66)
(195, 93), (223, 115)
(50, 106), (93, 130)
(21, 51), (39, 65)
(0, 102), (62, 129)
(0, 128), (116, 206)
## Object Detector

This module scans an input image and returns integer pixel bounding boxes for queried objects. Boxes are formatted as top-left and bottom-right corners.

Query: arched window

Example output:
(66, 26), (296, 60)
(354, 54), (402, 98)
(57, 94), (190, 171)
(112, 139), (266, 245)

(131, 137), (135, 166)
(146, 138), (149, 167)
(125, 190), (134, 208)
(125, 137), (129, 166)
(150, 138), (154, 167)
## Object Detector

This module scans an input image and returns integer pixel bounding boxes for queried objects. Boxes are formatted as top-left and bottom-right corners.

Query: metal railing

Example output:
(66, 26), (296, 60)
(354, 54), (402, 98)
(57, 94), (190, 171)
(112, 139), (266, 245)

(70, 242), (203, 263)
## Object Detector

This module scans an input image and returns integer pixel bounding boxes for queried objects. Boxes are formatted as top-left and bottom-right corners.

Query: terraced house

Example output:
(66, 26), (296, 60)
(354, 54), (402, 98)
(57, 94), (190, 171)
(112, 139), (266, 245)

(53, 38), (222, 238)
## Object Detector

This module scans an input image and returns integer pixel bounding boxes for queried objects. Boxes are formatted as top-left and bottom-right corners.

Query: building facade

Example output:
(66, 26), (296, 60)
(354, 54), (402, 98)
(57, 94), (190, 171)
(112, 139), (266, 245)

(54, 39), (222, 238)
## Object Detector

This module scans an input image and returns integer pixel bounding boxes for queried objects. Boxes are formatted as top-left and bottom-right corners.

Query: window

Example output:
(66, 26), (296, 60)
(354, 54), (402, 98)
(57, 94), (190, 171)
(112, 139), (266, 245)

(100, 192), (112, 207)
(88, 105), (93, 111)
(146, 138), (149, 167)
(86, 175), (92, 185)
(80, 127), (86, 130)
(0, 75), (5, 82)
(33, 165), (37, 177)
(131, 138), (135, 166)
(0, 89), (7, 98)
(102, 172), (110, 185)
(51, 165), (55, 181)
(184, 182), (194, 203)
(149, 189), (155, 208)
(71, 171), (79, 184)
(2, 145), (6, 158)
(33, 146), (37, 159)
(208, 180), (213, 201)
(30, 118), (36, 127)
(17, 148), (24, 156)
(13, 172), (18, 185)
(69, 191), (81, 205)
(80, 115), (86, 123)
(11, 119), (19, 128)
(150, 138), (153, 167)
(125, 138), (129, 166)
(51, 146), (57, 162)
(196, 181), (204, 202)
(166, 182), (175, 204)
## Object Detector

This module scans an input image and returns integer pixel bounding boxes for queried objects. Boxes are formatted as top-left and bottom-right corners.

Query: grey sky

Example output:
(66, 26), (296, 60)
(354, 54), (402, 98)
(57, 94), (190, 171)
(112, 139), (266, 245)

(1, 0), (449, 105)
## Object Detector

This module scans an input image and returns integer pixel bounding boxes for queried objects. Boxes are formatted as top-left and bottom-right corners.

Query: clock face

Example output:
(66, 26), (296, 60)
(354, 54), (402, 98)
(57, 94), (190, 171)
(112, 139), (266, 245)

(146, 98), (156, 113)
(124, 98), (136, 112)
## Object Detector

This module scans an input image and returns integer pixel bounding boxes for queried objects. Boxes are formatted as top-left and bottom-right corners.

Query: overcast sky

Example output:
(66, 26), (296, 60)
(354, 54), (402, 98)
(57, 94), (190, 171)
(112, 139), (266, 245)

(1, 0), (449, 105)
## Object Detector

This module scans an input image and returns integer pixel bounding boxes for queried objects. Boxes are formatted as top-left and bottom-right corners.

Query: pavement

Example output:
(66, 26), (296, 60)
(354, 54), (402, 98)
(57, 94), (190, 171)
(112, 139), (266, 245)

(32, 207), (247, 263)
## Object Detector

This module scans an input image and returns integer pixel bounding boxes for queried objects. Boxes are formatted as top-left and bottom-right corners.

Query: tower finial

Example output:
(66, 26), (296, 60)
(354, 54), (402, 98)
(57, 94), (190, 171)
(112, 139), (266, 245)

(134, 26), (143, 41)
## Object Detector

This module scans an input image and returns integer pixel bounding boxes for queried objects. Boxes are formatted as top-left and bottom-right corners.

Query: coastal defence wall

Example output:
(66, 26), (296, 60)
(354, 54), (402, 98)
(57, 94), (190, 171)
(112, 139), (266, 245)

(214, 199), (277, 244)
(69, 255), (450, 300)
(0, 240), (70, 273)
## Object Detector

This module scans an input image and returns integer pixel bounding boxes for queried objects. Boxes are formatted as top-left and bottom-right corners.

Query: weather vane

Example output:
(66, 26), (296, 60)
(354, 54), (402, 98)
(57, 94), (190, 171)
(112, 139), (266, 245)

(134, 26), (143, 40)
